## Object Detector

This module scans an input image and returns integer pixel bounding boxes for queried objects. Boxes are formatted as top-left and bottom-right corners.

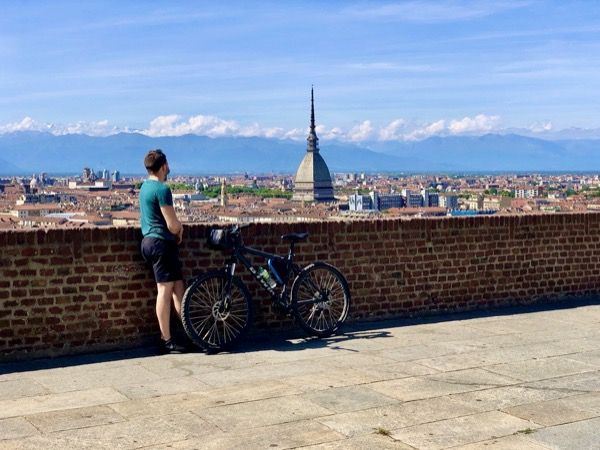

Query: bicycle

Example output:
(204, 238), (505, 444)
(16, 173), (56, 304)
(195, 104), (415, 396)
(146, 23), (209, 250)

(181, 225), (351, 351)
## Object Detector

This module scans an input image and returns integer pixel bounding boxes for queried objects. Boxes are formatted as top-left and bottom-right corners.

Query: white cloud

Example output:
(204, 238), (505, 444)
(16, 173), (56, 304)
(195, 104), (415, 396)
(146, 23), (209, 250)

(144, 114), (239, 137)
(348, 120), (374, 141)
(0, 116), (48, 133)
(403, 120), (446, 141)
(282, 128), (305, 140)
(316, 124), (345, 140)
(144, 114), (298, 140)
(528, 121), (553, 133)
(0, 117), (123, 136)
(448, 114), (500, 134)
(379, 119), (407, 141)
(58, 120), (125, 136)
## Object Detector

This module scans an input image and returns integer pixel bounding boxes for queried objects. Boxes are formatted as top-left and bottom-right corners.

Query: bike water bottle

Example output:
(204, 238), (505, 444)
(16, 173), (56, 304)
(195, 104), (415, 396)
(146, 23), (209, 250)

(258, 267), (277, 289)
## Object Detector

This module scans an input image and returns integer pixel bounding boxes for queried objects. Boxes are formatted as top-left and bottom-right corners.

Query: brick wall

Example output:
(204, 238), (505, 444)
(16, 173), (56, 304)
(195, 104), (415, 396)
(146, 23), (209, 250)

(2, 213), (600, 361)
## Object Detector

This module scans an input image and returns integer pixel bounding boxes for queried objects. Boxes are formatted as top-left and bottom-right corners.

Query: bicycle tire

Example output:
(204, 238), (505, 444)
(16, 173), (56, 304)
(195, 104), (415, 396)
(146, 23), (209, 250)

(181, 270), (252, 351)
(290, 262), (351, 338)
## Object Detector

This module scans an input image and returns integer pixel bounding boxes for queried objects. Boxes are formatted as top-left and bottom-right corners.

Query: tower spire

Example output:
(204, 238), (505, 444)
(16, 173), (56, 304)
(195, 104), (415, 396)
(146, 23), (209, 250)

(306, 85), (319, 153)
(310, 85), (315, 132)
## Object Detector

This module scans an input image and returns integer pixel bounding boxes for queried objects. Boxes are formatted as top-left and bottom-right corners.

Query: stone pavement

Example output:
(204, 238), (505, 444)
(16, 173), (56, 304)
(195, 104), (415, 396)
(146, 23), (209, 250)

(1, 303), (599, 449)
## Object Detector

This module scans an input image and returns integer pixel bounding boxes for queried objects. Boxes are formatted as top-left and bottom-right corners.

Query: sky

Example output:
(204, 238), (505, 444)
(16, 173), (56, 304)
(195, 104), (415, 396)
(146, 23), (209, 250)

(1, 0), (600, 142)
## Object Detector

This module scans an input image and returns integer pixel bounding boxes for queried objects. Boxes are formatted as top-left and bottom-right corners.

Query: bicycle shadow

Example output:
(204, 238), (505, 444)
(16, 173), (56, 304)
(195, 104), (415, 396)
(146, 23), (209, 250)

(230, 328), (394, 355)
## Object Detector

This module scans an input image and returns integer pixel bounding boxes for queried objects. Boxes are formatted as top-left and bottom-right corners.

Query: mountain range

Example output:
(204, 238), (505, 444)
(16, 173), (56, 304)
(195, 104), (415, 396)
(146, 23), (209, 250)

(0, 131), (599, 175)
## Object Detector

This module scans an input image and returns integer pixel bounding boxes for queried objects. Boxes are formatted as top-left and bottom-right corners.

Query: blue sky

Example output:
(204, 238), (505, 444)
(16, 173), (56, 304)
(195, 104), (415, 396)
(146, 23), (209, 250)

(1, 0), (600, 141)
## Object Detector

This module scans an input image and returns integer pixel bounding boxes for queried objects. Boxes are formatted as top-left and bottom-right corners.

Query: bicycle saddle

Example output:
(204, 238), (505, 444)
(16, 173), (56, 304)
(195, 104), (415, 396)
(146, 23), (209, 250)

(281, 232), (309, 243)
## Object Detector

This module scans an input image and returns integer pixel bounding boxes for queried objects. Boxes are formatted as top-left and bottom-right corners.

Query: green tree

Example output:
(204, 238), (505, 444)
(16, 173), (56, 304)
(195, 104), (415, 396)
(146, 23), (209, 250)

(565, 188), (577, 197)
(166, 182), (194, 191)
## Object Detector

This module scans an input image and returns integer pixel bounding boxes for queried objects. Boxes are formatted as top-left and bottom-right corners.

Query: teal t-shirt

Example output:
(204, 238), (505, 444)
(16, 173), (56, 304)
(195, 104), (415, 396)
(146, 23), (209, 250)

(139, 179), (175, 241)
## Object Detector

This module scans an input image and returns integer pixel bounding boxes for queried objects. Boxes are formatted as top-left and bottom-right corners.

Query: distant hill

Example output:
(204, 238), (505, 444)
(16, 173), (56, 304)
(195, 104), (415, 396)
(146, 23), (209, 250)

(0, 131), (599, 175)
(366, 134), (597, 172)
(0, 156), (23, 175)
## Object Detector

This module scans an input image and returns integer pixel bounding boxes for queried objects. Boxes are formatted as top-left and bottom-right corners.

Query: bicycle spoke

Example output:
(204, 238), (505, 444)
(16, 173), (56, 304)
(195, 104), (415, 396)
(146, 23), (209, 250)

(182, 273), (252, 351)
(292, 264), (350, 337)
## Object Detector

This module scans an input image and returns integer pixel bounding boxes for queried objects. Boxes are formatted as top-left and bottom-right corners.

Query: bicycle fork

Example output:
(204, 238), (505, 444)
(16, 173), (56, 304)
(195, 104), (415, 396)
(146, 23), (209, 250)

(220, 261), (236, 312)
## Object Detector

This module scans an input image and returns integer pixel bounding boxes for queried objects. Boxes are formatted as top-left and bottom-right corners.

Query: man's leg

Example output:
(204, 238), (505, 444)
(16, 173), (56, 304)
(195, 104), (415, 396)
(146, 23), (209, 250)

(172, 279), (185, 317)
(156, 281), (175, 340)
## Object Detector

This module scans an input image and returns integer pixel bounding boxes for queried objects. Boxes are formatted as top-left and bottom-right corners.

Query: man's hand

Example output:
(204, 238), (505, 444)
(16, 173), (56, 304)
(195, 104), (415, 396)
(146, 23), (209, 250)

(160, 205), (183, 240)
(176, 224), (183, 244)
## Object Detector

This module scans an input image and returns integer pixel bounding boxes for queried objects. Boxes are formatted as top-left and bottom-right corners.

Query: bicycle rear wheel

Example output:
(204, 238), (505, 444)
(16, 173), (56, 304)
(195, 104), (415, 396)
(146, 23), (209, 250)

(291, 262), (351, 338)
(181, 271), (252, 351)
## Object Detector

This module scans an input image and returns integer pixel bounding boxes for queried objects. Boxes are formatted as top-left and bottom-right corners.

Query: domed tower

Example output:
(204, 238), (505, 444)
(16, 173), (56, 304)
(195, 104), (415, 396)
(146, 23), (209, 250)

(29, 175), (39, 193)
(293, 87), (335, 202)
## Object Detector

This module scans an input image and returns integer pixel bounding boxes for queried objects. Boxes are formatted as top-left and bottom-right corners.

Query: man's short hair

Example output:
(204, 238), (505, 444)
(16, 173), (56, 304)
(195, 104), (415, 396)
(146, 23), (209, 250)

(144, 149), (167, 173)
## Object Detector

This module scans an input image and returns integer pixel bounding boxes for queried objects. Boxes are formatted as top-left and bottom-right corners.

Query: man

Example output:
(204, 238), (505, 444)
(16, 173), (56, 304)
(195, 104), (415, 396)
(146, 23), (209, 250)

(139, 149), (186, 353)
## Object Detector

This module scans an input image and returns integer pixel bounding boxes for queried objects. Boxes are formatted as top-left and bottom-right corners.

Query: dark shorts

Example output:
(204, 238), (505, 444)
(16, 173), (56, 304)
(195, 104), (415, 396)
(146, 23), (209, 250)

(141, 237), (183, 283)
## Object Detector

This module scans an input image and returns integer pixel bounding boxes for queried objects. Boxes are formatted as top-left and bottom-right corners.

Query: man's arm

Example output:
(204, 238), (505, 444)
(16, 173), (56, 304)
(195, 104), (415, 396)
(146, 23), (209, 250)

(160, 205), (183, 242)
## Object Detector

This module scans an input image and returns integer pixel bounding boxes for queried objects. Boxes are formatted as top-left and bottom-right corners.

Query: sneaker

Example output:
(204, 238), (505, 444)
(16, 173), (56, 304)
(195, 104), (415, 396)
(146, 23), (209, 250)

(162, 339), (187, 354)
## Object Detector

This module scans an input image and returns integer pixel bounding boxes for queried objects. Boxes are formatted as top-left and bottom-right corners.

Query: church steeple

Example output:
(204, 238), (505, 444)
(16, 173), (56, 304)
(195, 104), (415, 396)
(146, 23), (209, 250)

(307, 85), (319, 153)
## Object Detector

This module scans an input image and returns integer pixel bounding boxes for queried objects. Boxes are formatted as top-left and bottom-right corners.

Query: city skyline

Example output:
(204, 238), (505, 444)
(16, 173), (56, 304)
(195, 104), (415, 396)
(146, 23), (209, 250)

(1, 1), (600, 142)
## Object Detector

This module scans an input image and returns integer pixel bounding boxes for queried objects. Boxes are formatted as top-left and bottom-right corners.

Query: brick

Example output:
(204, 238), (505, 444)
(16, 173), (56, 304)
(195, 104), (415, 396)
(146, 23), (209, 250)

(50, 257), (73, 265)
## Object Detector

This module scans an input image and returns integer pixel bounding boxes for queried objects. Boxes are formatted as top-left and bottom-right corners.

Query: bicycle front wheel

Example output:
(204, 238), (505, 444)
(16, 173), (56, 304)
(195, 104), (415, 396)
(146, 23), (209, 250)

(291, 262), (351, 338)
(181, 271), (252, 351)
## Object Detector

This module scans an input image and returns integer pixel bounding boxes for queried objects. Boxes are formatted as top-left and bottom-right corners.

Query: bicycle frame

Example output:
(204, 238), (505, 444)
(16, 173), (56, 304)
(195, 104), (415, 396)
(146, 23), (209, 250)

(224, 242), (299, 303)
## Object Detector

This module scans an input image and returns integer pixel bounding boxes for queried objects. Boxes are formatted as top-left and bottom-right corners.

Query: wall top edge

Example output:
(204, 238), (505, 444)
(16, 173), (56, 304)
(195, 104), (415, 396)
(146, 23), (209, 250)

(0, 211), (599, 238)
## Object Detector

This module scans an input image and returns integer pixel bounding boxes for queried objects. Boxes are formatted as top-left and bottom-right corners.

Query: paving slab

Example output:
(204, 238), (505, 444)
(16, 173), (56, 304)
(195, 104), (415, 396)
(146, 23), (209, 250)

(193, 359), (327, 387)
(505, 392), (600, 426)
(389, 411), (539, 450)
(351, 359), (440, 382)
(485, 356), (599, 382)
(0, 417), (39, 441)
(115, 375), (211, 400)
(316, 396), (482, 437)
(452, 434), (552, 449)
(31, 364), (162, 393)
(107, 392), (212, 419)
(135, 356), (225, 378)
(464, 316), (565, 335)
(201, 380), (304, 406)
(0, 379), (49, 401)
(524, 371), (600, 393)
(301, 385), (398, 413)
(526, 416), (600, 450)
(564, 349), (600, 367)
(0, 387), (128, 419)
(425, 367), (520, 387)
(414, 348), (519, 372)
(368, 369), (514, 403)
(299, 432), (415, 449)
(0, 415), (203, 449)
(152, 419), (344, 450)
(26, 405), (125, 433)
(281, 368), (382, 391)
(378, 343), (459, 362)
(448, 385), (577, 412)
(192, 395), (334, 431)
